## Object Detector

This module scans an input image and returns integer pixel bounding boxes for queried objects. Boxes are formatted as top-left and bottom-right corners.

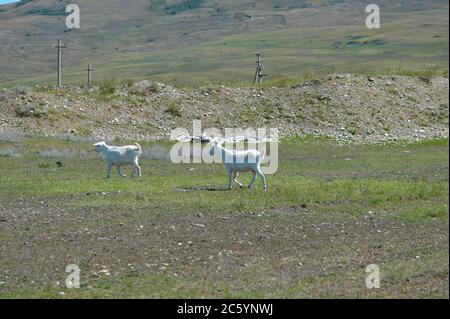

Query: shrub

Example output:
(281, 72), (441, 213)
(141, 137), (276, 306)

(11, 85), (32, 95)
(99, 78), (117, 95)
(148, 82), (160, 93)
(165, 99), (182, 117)
(124, 79), (135, 87)
(15, 104), (46, 118)
(38, 162), (51, 168)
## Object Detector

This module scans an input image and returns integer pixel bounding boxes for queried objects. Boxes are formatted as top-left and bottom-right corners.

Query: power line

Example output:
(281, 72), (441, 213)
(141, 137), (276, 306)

(85, 63), (94, 87)
(54, 38), (67, 87)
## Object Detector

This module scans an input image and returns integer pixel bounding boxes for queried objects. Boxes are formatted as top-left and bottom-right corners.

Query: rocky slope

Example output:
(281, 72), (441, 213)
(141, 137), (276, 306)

(0, 74), (448, 143)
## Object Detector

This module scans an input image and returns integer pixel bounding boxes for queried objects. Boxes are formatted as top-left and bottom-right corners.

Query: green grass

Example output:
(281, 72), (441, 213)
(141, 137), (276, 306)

(0, 0), (448, 88)
(99, 78), (117, 95)
(0, 137), (448, 223)
(0, 136), (447, 298)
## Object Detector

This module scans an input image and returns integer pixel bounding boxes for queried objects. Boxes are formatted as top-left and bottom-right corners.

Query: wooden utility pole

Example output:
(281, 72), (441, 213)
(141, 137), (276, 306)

(54, 38), (67, 87)
(86, 64), (94, 88)
(254, 53), (265, 85)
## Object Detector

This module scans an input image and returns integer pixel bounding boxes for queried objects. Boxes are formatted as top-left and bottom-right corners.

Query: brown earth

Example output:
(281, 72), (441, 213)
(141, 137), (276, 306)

(0, 195), (448, 298)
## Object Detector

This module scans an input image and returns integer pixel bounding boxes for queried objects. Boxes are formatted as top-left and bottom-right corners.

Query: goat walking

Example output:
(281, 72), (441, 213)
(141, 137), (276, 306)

(93, 141), (142, 178)
(209, 141), (267, 190)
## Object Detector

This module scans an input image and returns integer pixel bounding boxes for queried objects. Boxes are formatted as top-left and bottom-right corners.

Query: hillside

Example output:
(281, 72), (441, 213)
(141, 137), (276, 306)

(0, 0), (448, 87)
(0, 74), (448, 143)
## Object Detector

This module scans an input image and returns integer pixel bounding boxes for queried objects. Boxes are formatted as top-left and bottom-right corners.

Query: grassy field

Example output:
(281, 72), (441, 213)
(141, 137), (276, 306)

(0, 136), (448, 298)
(0, 0), (448, 87)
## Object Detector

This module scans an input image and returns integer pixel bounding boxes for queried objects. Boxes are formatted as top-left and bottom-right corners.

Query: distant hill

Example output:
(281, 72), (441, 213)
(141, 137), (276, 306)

(0, 0), (448, 87)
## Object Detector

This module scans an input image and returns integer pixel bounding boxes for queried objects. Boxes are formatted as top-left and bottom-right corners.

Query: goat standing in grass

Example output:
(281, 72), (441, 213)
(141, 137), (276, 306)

(209, 141), (267, 190)
(93, 141), (142, 178)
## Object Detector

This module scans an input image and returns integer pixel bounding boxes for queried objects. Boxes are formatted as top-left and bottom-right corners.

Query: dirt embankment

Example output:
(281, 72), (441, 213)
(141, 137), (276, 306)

(0, 74), (448, 143)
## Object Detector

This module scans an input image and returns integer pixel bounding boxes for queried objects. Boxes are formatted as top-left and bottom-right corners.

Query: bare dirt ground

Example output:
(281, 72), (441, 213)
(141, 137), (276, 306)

(0, 195), (447, 298)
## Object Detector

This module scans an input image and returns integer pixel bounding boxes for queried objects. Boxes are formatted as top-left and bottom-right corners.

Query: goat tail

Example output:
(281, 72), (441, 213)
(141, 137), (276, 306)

(134, 142), (142, 156)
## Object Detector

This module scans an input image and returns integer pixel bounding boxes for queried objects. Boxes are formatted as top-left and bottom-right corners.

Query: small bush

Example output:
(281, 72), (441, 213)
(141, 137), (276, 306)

(38, 162), (51, 168)
(15, 104), (46, 118)
(124, 79), (135, 87)
(165, 99), (182, 117)
(11, 86), (32, 95)
(99, 78), (117, 95)
(148, 82), (160, 93)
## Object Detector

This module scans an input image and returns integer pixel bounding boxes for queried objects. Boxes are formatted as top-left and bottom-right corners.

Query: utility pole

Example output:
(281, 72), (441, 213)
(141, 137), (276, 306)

(86, 64), (94, 88)
(254, 53), (266, 85)
(54, 38), (67, 87)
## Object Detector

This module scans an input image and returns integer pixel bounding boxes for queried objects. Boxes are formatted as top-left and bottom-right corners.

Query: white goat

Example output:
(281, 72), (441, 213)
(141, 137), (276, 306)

(209, 141), (267, 190)
(93, 141), (142, 178)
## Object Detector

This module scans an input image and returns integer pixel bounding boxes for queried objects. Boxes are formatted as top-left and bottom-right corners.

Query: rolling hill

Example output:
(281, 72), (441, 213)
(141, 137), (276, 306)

(0, 0), (448, 87)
